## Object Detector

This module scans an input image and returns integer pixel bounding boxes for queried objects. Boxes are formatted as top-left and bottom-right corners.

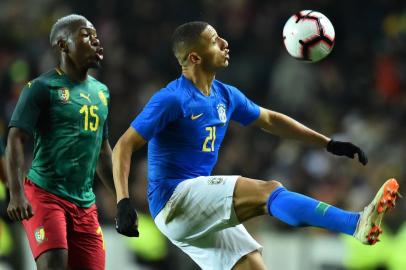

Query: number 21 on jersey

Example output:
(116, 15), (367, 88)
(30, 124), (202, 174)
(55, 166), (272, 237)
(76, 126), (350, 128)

(202, 126), (216, 152)
(79, 105), (99, 131)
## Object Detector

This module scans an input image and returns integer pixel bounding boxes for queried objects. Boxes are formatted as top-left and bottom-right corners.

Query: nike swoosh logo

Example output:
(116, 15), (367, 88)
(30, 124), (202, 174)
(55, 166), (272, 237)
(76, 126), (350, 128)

(80, 93), (91, 102)
(190, 113), (204, 120)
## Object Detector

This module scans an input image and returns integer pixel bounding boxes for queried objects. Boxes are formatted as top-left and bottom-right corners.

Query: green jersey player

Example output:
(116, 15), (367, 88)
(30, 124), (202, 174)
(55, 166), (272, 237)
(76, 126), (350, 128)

(6, 14), (113, 270)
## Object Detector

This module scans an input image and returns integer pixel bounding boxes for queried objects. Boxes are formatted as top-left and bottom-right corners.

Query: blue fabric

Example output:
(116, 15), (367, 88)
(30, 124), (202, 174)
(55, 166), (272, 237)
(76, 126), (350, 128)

(267, 187), (359, 235)
(131, 75), (260, 218)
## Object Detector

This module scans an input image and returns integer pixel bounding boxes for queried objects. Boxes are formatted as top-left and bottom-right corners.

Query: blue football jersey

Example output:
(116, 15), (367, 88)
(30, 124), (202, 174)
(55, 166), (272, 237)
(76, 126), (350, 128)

(131, 75), (260, 218)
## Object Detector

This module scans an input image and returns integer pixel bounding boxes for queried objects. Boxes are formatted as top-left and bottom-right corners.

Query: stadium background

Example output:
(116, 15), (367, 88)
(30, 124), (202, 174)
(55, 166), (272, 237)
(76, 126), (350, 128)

(0, 0), (406, 269)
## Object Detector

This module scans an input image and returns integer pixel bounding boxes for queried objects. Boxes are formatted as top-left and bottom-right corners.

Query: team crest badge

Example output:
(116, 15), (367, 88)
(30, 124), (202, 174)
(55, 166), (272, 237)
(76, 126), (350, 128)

(34, 226), (47, 244)
(57, 88), (70, 104)
(98, 91), (108, 106)
(217, 103), (227, 123)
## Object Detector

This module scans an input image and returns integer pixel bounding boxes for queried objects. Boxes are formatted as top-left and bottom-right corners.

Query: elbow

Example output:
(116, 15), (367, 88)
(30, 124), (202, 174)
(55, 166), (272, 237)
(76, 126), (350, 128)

(112, 137), (127, 161)
(8, 128), (29, 145)
(112, 141), (120, 160)
(260, 109), (277, 132)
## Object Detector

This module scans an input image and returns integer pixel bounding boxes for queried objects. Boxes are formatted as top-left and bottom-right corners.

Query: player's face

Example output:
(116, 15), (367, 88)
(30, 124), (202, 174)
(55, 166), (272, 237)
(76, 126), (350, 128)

(67, 20), (104, 70)
(198, 25), (229, 70)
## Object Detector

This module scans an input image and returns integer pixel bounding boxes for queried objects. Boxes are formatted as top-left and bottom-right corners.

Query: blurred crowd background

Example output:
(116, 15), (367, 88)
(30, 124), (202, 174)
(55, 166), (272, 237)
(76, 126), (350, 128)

(1, 0), (406, 269)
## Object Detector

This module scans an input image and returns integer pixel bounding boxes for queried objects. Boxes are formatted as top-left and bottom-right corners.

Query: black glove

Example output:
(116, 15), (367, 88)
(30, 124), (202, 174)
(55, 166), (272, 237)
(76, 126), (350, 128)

(326, 139), (368, 165)
(115, 198), (139, 237)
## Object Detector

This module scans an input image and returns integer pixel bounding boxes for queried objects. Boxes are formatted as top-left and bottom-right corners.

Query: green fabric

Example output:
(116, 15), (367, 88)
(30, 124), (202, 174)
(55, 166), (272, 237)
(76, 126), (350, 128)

(126, 213), (167, 261)
(315, 202), (331, 216)
(9, 69), (109, 207)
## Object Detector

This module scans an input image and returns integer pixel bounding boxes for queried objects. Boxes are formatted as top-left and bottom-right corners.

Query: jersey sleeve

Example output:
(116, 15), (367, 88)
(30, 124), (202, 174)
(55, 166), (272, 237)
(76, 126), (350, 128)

(131, 89), (182, 141)
(230, 86), (260, 125)
(9, 80), (49, 135)
(103, 86), (109, 139)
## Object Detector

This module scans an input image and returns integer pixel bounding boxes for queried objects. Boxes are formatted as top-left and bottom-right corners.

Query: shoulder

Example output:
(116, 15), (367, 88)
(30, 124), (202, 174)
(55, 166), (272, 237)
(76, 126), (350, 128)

(154, 77), (187, 103)
(37, 69), (65, 86)
(22, 74), (50, 96)
(88, 75), (109, 92)
(151, 86), (182, 106)
(213, 79), (241, 99)
(25, 69), (68, 93)
(214, 80), (239, 91)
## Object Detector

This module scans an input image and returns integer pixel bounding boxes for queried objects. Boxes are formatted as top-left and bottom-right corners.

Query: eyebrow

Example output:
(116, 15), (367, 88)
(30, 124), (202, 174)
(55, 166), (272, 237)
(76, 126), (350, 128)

(79, 27), (96, 33)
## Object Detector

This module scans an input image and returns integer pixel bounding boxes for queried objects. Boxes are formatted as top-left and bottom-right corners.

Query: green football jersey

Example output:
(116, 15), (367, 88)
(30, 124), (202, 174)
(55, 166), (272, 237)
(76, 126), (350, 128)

(9, 68), (109, 207)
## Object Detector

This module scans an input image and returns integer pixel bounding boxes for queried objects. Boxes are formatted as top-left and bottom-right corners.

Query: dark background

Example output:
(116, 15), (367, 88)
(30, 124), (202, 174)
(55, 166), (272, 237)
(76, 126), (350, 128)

(0, 0), (405, 269)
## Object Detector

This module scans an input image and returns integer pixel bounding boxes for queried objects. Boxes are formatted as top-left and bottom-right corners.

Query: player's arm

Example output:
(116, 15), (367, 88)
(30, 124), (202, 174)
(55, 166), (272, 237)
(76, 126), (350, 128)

(6, 80), (48, 221)
(253, 107), (367, 165)
(0, 156), (6, 185)
(113, 127), (146, 201)
(254, 107), (330, 147)
(112, 127), (146, 237)
(0, 142), (7, 184)
(96, 139), (115, 195)
(6, 128), (34, 221)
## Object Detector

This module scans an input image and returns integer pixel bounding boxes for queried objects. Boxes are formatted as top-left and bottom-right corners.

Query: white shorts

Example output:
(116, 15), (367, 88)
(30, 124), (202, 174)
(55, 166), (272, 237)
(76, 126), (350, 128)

(154, 175), (262, 270)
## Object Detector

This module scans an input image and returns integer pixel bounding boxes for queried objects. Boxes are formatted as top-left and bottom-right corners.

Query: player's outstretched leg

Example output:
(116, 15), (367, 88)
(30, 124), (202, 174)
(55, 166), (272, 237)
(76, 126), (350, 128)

(353, 178), (400, 245)
(266, 178), (400, 243)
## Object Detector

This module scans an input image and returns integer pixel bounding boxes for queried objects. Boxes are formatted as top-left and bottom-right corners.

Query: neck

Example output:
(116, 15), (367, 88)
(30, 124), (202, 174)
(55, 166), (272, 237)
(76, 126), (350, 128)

(182, 66), (215, 96)
(59, 57), (88, 82)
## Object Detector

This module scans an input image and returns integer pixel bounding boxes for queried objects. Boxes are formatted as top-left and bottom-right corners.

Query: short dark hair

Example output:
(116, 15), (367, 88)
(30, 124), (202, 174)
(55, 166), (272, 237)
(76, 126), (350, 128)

(172, 21), (209, 64)
(49, 14), (88, 47)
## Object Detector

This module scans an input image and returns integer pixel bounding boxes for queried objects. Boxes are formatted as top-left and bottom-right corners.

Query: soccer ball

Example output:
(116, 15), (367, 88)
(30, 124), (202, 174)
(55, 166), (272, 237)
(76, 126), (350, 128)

(283, 10), (335, 62)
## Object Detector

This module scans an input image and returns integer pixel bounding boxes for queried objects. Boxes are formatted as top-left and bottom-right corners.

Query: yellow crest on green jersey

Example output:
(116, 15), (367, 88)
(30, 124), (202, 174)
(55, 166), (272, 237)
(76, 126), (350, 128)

(57, 88), (70, 104)
(98, 91), (107, 106)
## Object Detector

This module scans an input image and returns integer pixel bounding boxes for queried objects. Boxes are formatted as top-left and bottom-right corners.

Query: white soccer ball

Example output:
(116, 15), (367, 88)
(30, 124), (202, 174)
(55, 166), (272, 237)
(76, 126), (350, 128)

(283, 10), (335, 62)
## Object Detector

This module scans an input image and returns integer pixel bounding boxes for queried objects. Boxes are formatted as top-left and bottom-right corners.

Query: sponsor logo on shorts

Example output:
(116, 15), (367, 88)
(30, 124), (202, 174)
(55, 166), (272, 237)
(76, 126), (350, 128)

(34, 226), (47, 244)
(208, 177), (224, 185)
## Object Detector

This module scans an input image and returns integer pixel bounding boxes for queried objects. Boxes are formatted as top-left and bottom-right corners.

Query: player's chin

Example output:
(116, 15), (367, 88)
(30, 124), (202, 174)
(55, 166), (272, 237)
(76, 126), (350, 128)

(88, 60), (102, 69)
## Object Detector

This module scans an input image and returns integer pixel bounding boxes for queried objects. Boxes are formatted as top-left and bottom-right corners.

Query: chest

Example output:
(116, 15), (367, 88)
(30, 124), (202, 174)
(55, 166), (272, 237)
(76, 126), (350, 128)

(170, 93), (231, 144)
(48, 85), (108, 131)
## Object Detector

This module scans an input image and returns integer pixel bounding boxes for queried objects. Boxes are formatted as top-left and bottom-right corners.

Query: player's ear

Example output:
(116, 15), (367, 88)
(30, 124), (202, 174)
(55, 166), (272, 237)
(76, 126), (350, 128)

(57, 39), (69, 54)
(188, 52), (201, 64)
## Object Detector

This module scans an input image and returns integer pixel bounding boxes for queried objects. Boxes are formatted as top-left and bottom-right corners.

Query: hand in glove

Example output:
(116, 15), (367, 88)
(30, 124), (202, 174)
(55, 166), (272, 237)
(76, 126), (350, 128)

(326, 139), (368, 165)
(115, 198), (139, 237)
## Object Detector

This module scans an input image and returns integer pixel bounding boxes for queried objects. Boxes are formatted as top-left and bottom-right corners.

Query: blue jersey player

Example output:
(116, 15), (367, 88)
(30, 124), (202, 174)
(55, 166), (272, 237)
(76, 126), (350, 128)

(113, 22), (400, 270)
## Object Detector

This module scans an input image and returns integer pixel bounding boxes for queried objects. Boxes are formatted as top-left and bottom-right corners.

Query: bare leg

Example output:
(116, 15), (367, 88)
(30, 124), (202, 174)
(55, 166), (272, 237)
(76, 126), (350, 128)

(233, 176), (282, 222)
(232, 250), (267, 270)
(36, 249), (68, 270)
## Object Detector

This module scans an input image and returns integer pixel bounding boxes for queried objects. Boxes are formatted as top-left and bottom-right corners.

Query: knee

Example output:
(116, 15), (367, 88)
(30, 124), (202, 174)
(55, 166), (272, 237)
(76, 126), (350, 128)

(260, 180), (283, 195)
(36, 250), (68, 270)
(254, 180), (283, 205)
(233, 250), (266, 270)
